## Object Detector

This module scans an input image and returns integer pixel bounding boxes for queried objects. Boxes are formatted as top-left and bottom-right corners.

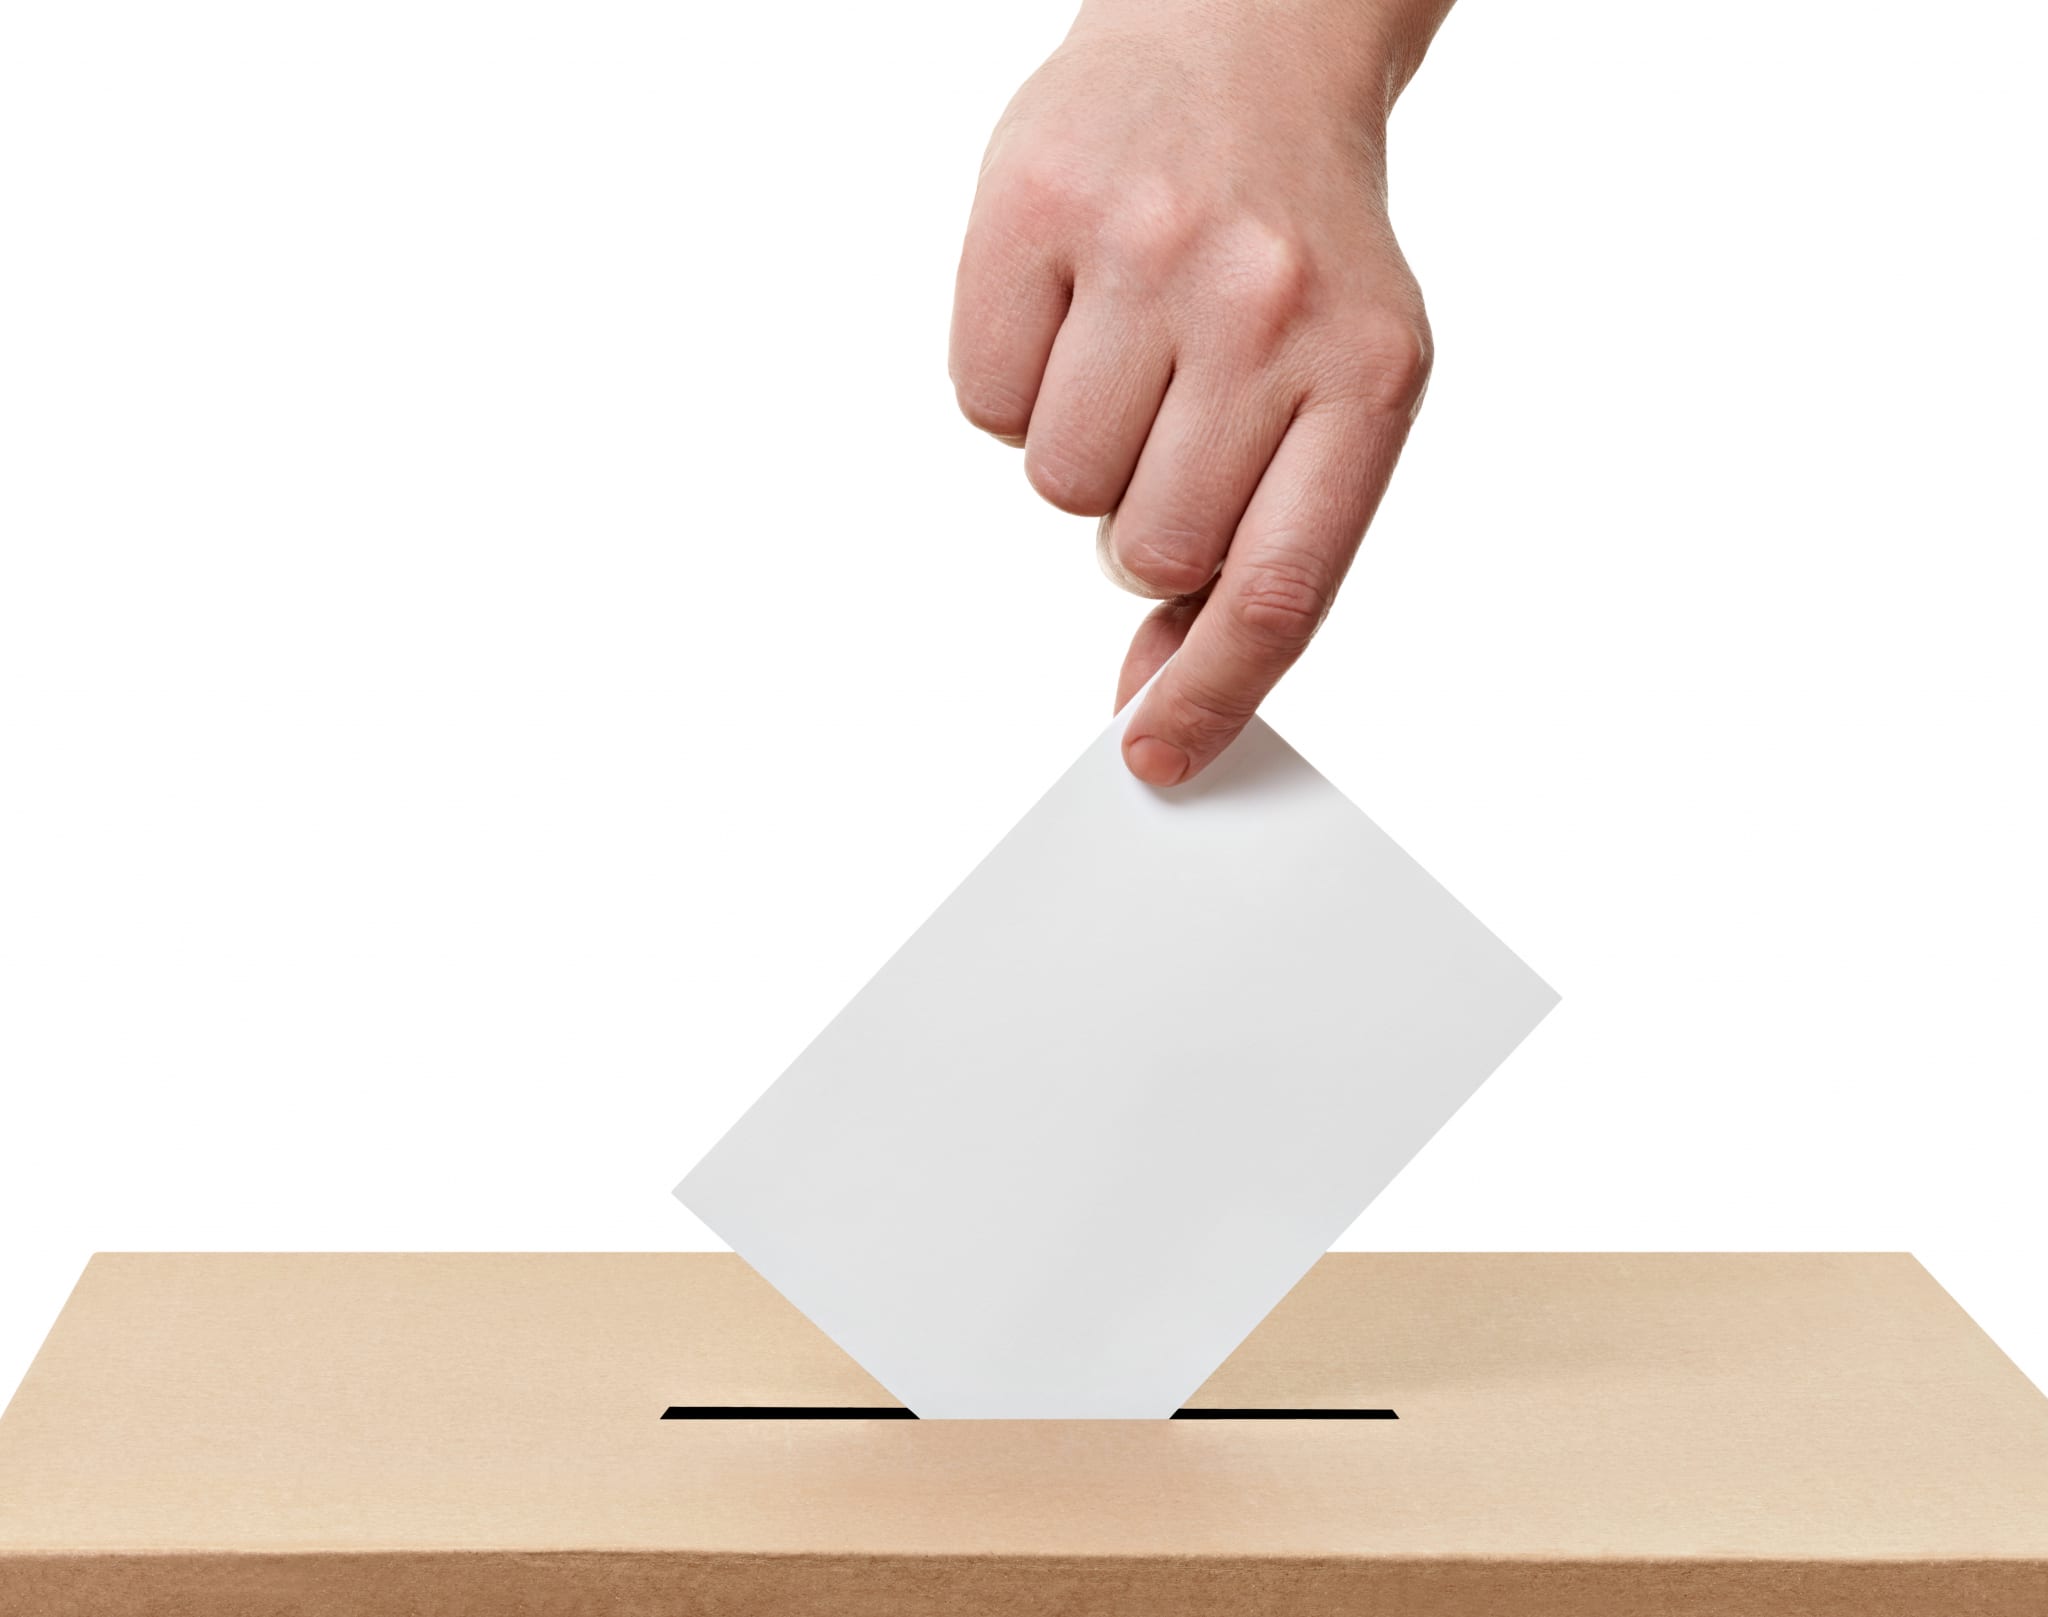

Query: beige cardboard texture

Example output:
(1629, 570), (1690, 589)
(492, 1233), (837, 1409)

(2, 1252), (2045, 1614)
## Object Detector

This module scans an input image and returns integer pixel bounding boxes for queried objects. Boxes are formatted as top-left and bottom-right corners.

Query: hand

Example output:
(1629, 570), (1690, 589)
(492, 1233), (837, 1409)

(950, 0), (1451, 784)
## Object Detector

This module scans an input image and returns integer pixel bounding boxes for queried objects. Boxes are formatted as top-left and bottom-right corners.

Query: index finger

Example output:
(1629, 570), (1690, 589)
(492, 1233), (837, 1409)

(1120, 403), (1409, 786)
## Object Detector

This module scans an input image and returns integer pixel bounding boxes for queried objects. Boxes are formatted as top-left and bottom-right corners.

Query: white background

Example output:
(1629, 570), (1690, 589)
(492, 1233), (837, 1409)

(2, 0), (2043, 1406)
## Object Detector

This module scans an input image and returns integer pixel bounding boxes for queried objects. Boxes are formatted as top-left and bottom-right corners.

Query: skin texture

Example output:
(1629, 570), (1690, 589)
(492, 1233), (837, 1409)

(950, 0), (1456, 784)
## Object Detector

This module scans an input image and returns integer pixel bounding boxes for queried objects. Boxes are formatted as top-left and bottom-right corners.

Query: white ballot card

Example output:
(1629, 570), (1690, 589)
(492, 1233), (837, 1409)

(677, 707), (1557, 1417)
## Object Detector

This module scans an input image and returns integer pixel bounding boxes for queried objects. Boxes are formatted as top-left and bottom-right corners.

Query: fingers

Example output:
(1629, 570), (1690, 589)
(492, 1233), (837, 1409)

(1120, 404), (1409, 786)
(1115, 588), (1206, 712)
(1021, 298), (1172, 516)
(950, 199), (1170, 514)
(949, 196), (1070, 446)
(1097, 369), (1295, 598)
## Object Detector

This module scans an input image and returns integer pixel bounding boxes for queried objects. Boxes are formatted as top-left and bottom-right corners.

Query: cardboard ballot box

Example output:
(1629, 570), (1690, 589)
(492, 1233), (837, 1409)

(2, 1252), (2045, 1614)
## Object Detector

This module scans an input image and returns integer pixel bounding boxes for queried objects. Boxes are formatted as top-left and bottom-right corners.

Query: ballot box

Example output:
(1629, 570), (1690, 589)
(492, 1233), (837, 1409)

(2, 1251), (2045, 1614)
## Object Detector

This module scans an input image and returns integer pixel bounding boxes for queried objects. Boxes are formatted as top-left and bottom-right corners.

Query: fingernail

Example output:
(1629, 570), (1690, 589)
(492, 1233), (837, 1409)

(1125, 735), (1191, 787)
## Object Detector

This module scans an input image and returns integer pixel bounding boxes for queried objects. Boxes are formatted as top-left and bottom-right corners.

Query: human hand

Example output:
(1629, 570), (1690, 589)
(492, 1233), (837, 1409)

(950, 0), (1452, 783)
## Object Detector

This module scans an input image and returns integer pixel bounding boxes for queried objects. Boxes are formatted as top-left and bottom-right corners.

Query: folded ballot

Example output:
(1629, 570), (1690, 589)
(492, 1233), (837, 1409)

(677, 705), (1556, 1417)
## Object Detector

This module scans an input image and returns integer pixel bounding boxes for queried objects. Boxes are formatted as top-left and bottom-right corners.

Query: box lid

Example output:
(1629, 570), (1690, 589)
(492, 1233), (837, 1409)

(3, 1252), (2045, 1614)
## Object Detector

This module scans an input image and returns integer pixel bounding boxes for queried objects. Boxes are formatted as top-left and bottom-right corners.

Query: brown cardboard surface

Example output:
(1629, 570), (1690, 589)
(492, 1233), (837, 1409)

(2, 1252), (2045, 1613)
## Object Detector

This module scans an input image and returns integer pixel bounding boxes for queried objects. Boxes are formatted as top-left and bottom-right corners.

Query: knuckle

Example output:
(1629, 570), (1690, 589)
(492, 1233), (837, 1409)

(1340, 308), (1434, 416)
(952, 375), (1031, 440)
(1026, 444), (1115, 515)
(1113, 526), (1219, 598)
(1098, 183), (1199, 286)
(990, 153), (1091, 229)
(1231, 556), (1331, 650)
(1222, 228), (1315, 331)
(1162, 677), (1251, 750)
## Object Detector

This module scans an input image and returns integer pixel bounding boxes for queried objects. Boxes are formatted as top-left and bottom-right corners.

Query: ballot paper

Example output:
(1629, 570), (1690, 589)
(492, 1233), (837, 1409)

(677, 708), (1557, 1418)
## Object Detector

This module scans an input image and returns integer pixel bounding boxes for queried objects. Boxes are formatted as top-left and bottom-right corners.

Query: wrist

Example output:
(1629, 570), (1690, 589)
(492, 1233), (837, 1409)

(1065, 0), (1447, 123)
